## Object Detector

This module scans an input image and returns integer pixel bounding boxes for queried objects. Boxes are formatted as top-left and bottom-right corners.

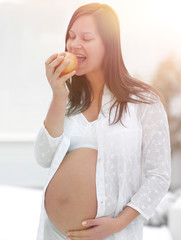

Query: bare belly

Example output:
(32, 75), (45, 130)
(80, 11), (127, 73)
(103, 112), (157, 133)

(44, 148), (98, 236)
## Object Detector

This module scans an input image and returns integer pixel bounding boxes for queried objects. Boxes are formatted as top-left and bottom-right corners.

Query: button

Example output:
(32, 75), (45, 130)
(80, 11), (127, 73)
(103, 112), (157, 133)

(100, 200), (104, 204)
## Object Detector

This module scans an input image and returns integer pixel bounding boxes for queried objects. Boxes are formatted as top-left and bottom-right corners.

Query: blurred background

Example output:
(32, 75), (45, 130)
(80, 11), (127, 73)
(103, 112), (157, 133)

(0, 0), (181, 239)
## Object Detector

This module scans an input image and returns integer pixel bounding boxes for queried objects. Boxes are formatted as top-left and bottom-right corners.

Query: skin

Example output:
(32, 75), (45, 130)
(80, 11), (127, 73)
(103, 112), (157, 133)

(66, 14), (106, 98)
(44, 14), (113, 239)
(65, 14), (140, 240)
(45, 14), (140, 240)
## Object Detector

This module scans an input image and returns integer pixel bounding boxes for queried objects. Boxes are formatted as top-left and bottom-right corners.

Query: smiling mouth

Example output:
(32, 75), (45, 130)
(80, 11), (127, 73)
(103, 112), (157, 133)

(76, 54), (87, 65)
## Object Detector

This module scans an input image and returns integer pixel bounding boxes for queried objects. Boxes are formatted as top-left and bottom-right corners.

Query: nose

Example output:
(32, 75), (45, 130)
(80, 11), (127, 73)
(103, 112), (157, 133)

(70, 37), (82, 49)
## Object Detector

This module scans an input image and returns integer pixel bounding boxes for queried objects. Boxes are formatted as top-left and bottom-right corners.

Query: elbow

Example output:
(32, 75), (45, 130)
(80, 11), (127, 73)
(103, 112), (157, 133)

(164, 174), (171, 192)
(34, 156), (52, 168)
(38, 162), (51, 168)
(35, 156), (52, 168)
(156, 173), (171, 194)
(159, 168), (171, 192)
(33, 146), (52, 168)
(145, 169), (171, 194)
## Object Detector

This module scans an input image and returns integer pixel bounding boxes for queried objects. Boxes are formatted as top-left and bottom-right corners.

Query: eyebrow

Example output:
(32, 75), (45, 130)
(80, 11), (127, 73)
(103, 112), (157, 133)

(69, 30), (94, 36)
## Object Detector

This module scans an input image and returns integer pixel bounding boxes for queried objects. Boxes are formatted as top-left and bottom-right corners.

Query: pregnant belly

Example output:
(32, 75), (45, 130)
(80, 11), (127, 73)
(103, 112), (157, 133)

(44, 148), (98, 236)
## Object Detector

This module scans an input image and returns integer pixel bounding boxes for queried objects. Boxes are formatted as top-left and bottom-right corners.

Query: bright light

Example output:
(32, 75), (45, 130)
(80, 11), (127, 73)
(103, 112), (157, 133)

(0, 0), (21, 3)
(145, 0), (181, 28)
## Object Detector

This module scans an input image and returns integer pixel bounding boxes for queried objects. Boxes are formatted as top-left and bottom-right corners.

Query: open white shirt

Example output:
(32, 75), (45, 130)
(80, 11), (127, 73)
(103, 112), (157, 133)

(34, 84), (171, 240)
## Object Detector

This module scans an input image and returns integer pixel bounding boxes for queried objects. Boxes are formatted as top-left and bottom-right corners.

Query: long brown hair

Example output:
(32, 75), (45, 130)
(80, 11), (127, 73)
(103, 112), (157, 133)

(64, 3), (159, 125)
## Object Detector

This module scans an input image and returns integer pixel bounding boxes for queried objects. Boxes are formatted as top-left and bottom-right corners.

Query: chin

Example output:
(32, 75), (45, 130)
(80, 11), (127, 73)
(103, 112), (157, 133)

(76, 73), (85, 77)
(74, 69), (86, 77)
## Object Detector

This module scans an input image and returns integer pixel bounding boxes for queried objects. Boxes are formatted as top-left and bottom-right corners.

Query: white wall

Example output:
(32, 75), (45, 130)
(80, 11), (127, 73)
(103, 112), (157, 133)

(1, 0), (181, 136)
(0, 140), (49, 188)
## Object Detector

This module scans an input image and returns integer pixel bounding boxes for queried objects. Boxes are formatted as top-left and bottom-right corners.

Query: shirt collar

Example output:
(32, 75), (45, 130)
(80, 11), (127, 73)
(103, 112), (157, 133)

(102, 84), (115, 113)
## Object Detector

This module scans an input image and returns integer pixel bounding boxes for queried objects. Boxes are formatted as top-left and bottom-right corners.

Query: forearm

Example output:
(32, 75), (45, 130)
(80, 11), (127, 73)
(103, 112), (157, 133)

(113, 206), (140, 233)
(44, 97), (67, 138)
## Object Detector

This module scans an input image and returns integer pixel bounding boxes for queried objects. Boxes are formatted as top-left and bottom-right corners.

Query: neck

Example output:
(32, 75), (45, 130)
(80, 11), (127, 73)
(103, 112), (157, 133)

(85, 70), (105, 99)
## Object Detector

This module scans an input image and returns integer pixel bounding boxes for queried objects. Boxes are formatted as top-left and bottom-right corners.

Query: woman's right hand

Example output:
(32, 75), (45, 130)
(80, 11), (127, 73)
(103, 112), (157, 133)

(45, 53), (76, 100)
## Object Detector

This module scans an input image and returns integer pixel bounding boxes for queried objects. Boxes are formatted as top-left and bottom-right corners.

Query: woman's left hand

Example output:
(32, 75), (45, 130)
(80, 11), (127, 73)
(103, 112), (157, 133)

(66, 216), (118, 240)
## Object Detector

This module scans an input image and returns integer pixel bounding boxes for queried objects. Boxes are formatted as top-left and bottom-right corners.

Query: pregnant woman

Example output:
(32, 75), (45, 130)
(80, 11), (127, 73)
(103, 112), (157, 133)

(34, 3), (171, 240)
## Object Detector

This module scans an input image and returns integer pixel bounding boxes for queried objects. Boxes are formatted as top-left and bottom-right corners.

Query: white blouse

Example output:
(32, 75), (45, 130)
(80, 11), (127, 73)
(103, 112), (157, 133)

(67, 113), (98, 152)
(34, 84), (171, 240)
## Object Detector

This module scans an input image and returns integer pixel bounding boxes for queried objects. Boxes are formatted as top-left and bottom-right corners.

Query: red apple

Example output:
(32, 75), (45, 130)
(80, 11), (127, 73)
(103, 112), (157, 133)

(57, 51), (78, 75)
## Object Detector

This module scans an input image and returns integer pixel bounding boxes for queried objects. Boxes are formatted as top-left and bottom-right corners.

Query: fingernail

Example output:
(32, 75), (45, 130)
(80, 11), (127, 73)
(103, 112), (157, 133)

(82, 221), (87, 225)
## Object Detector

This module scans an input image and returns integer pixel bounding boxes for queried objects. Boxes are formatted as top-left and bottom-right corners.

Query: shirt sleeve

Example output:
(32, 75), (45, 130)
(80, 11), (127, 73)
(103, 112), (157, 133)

(34, 95), (70, 168)
(126, 96), (171, 221)
(33, 122), (65, 168)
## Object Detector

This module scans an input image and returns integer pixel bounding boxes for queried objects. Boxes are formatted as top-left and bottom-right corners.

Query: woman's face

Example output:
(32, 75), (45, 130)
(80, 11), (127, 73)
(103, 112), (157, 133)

(66, 14), (105, 77)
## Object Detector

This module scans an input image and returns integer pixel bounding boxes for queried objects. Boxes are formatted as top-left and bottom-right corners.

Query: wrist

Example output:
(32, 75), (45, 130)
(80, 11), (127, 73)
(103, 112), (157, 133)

(113, 206), (140, 232)
(113, 215), (126, 233)
(52, 96), (67, 106)
(52, 90), (68, 102)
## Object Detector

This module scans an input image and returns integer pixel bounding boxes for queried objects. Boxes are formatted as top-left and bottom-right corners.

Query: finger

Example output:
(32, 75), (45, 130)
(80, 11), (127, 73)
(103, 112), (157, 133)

(69, 238), (88, 240)
(46, 56), (65, 76)
(45, 53), (58, 65)
(54, 60), (71, 78)
(67, 227), (93, 238)
(82, 219), (98, 228)
(68, 237), (86, 240)
(49, 55), (64, 70)
(58, 70), (76, 84)
(67, 232), (86, 239)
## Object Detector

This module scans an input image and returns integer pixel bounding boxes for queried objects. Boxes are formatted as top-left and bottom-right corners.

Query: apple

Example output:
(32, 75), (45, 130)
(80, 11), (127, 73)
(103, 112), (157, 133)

(57, 51), (78, 75)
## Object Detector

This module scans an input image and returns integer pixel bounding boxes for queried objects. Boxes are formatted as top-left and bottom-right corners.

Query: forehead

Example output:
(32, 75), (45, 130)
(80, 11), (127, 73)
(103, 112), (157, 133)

(70, 14), (99, 34)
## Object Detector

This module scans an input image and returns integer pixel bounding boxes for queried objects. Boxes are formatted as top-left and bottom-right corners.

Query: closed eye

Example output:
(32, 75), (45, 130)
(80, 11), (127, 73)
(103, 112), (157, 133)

(68, 35), (92, 42)
(83, 38), (92, 41)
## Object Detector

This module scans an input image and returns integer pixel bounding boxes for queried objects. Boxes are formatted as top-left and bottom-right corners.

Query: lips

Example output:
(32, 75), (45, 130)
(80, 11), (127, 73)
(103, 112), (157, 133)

(77, 56), (86, 64)
(72, 53), (87, 65)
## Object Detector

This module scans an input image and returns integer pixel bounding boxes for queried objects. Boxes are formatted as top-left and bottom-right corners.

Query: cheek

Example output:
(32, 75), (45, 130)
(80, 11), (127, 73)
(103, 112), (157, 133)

(88, 41), (104, 55)
(91, 46), (105, 64)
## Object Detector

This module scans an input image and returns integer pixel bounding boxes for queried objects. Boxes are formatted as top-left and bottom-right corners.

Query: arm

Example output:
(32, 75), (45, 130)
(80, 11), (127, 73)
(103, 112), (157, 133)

(112, 206), (140, 233)
(113, 96), (171, 231)
(126, 97), (171, 220)
(34, 97), (67, 168)
(34, 53), (75, 168)
(43, 96), (67, 138)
